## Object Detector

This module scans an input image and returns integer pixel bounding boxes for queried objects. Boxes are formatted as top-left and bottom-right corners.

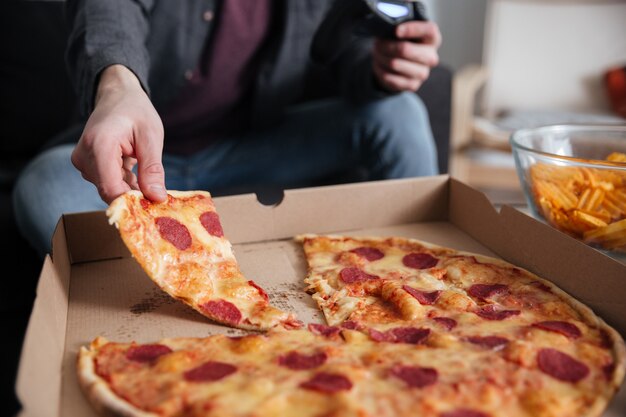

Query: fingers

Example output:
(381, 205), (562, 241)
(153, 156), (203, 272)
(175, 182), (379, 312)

(374, 39), (439, 69)
(123, 156), (139, 190)
(372, 59), (426, 92)
(396, 20), (442, 47)
(372, 20), (441, 93)
(71, 136), (132, 204)
(71, 68), (168, 204)
(134, 125), (167, 202)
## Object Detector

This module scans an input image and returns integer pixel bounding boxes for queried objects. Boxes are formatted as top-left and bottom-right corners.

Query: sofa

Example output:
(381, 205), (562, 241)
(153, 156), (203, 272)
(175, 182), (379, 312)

(0, 1), (452, 415)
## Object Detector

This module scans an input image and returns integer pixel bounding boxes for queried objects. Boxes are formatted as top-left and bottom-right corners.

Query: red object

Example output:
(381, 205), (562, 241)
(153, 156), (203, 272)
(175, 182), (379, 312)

(155, 217), (192, 250)
(390, 365), (439, 388)
(199, 211), (224, 237)
(125, 344), (172, 363)
(537, 348), (590, 383)
(183, 361), (237, 382)
(339, 267), (379, 284)
(605, 66), (626, 118)
(300, 372), (353, 393)
(308, 323), (342, 338)
(278, 351), (328, 370)
(402, 285), (441, 305)
(402, 252), (438, 269)
(349, 247), (385, 261)
(199, 300), (243, 325)
(532, 321), (582, 339)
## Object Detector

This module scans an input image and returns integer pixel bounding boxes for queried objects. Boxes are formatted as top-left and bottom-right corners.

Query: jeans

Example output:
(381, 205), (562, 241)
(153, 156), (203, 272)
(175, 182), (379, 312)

(13, 92), (438, 258)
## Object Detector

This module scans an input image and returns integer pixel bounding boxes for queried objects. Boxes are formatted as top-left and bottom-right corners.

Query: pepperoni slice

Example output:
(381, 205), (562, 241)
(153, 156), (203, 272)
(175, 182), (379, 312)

(341, 320), (361, 330)
(125, 344), (172, 363)
(468, 284), (508, 300)
(308, 323), (341, 338)
(440, 409), (491, 417)
(402, 253), (438, 269)
(350, 247), (384, 261)
(368, 328), (390, 342)
(432, 317), (457, 331)
(475, 305), (520, 321)
(603, 362), (616, 381)
(300, 372), (353, 393)
(391, 365), (438, 388)
(155, 217), (192, 250)
(339, 267), (379, 284)
(537, 348), (589, 383)
(199, 300), (242, 325)
(369, 327), (430, 344)
(199, 211), (224, 237)
(278, 351), (328, 370)
(248, 280), (269, 302)
(599, 328), (613, 349)
(140, 198), (151, 210)
(403, 285), (441, 305)
(532, 321), (581, 339)
(466, 336), (509, 349)
(184, 361), (237, 382)
(391, 327), (431, 344)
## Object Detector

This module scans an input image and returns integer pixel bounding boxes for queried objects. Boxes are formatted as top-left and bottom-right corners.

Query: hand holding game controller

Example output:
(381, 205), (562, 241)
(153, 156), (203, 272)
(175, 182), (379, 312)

(311, 0), (442, 93)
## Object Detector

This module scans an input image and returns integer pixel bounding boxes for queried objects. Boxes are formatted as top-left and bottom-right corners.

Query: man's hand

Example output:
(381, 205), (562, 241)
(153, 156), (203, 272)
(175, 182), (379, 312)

(71, 65), (167, 204)
(372, 20), (442, 93)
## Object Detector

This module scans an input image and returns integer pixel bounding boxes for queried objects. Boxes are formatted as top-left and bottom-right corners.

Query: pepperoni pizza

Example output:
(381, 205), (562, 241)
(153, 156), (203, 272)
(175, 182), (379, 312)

(295, 233), (626, 416)
(106, 190), (300, 330)
(78, 207), (625, 417)
(79, 325), (526, 417)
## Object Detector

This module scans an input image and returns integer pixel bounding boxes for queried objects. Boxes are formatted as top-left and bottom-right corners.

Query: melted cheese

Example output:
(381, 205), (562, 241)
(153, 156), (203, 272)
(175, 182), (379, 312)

(106, 190), (295, 330)
(294, 234), (625, 417)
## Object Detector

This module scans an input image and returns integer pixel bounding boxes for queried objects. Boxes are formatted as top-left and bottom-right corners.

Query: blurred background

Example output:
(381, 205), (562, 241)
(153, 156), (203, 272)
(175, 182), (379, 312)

(422, 0), (488, 72)
(426, 0), (626, 205)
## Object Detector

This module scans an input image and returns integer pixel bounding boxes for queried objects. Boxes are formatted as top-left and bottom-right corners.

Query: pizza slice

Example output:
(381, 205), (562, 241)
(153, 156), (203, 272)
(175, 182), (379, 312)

(295, 233), (459, 328)
(107, 190), (300, 330)
(295, 234), (624, 346)
(77, 323), (625, 417)
(294, 233), (626, 416)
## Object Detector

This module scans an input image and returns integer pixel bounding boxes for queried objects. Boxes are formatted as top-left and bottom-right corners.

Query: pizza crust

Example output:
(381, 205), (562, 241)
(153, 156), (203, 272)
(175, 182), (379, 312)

(77, 337), (158, 417)
(106, 190), (299, 331)
(76, 231), (624, 417)
(295, 233), (626, 417)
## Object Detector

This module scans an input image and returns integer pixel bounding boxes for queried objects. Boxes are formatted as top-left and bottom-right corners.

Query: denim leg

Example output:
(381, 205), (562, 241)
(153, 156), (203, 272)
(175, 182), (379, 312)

(353, 91), (439, 178)
(184, 92), (438, 194)
(12, 144), (107, 258)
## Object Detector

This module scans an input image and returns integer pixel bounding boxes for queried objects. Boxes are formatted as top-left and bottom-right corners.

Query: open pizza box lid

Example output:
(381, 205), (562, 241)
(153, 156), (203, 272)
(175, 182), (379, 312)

(14, 175), (626, 417)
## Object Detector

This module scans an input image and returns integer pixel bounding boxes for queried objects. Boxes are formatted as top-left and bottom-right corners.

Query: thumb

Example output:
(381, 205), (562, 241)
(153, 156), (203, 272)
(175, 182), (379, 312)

(135, 131), (167, 202)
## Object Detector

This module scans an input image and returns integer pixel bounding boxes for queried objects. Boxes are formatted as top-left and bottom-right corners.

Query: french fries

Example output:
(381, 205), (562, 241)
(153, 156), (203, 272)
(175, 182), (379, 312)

(529, 152), (626, 252)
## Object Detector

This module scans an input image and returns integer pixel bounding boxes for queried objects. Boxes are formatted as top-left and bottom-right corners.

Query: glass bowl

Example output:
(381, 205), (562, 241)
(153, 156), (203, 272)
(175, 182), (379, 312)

(510, 124), (626, 256)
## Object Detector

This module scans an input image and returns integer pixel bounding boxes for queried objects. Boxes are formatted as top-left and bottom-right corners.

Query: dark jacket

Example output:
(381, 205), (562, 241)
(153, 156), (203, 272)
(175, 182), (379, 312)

(65, 0), (385, 128)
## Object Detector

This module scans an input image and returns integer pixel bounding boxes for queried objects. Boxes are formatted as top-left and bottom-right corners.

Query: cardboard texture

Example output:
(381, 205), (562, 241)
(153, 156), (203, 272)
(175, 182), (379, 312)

(15, 176), (626, 417)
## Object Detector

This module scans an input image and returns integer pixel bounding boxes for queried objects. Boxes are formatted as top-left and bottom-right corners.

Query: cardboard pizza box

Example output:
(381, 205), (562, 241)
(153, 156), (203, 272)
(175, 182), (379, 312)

(14, 175), (626, 417)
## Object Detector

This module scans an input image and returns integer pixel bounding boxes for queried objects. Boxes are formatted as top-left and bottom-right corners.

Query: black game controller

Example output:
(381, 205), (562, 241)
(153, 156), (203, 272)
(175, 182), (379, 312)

(311, 0), (428, 66)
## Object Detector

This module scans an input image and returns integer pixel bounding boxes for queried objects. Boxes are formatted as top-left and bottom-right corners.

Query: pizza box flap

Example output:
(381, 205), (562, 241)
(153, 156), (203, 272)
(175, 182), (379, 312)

(16, 217), (71, 417)
(213, 175), (450, 245)
(497, 205), (626, 336)
(15, 175), (626, 417)
(447, 179), (626, 335)
(57, 175), (451, 264)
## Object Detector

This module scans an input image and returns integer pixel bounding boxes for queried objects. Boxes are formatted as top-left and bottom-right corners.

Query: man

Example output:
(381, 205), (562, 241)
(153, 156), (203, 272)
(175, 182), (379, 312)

(13, 0), (442, 258)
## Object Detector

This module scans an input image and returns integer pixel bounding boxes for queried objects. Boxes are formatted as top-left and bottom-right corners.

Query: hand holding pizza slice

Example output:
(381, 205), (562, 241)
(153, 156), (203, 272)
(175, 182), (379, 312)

(106, 190), (300, 330)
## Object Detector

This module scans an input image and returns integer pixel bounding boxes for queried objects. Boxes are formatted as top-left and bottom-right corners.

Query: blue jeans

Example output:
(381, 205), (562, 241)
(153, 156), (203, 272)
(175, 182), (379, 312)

(13, 93), (438, 258)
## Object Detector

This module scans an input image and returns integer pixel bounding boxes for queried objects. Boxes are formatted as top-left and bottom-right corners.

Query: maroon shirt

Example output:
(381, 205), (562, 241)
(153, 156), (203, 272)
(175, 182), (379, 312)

(162, 0), (273, 155)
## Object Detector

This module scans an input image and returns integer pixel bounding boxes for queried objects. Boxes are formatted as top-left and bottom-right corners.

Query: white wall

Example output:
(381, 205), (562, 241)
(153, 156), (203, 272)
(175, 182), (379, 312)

(422, 0), (487, 71)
